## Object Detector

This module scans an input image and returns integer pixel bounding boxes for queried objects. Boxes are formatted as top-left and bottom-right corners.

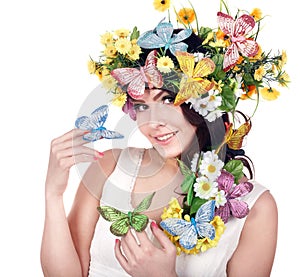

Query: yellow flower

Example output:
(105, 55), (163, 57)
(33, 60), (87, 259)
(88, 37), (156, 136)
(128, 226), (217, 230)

(115, 28), (130, 38)
(177, 8), (196, 25)
(260, 87), (280, 100)
(278, 72), (290, 87)
(250, 8), (262, 21)
(115, 38), (131, 55)
(102, 75), (117, 90)
(202, 32), (214, 45)
(100, 32), (114, 45)
(278, 50), (288, 69)
(157, 56), (174, 73)
(128, 44), (142, 60)
(240, 85), (257, 100)
(161, 198), (183, 220)
(213, 79), (224, 92)
(254, 65), (266, 81)
(153, 0), (171, 12)
(87, 60), (96, 74)
(111, 92), (127, 107)
(104, 45), (117, 58)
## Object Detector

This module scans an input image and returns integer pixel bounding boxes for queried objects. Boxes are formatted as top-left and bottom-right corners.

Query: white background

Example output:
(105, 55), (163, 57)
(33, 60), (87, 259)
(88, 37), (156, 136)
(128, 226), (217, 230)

(0, 0), (298, 276)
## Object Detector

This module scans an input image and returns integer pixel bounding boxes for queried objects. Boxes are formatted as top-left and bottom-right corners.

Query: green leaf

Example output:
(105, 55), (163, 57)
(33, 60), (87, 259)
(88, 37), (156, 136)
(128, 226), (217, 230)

(219, 85), (236, 111)
(190, 197), (207, 215)
(224, 160), (244, 183)
(211, 54), (226, 80)
(187, 181), (195, 206)
(181, 174), (196, 193)
(130, 26), (140, 40)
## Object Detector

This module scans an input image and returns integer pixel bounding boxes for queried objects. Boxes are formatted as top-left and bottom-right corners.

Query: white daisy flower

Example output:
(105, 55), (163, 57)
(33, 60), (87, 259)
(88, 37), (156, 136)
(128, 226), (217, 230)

(199, 150), (224, 180)
(194, 176), (218, 199)
(205, 109), (223, 122)
(214, 190), (227, 208)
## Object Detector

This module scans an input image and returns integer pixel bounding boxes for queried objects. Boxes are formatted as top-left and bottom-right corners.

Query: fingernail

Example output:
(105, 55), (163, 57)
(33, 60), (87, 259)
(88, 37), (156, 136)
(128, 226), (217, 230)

(83, 130), (90, 134)
(115, 239), (120, 244)
(97, 151), (104, 157)
(93, 156), (99, 161)
(151, 221), (158, 229)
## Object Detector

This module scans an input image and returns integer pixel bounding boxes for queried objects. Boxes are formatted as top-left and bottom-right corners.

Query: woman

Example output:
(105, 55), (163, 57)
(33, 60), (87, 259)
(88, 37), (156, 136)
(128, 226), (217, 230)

(41, 2), (285, 275)
(41, 87), (277, 277)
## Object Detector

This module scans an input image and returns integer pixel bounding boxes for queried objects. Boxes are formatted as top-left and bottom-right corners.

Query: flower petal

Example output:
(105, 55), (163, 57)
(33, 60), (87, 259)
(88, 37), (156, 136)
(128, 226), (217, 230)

(229, 199), (249, 219)
(230, 181), (253, 198)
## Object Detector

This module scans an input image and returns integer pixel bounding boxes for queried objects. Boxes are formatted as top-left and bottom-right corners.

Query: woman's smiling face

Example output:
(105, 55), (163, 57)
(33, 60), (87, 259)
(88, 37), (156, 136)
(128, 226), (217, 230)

(133, 89), (198, 159)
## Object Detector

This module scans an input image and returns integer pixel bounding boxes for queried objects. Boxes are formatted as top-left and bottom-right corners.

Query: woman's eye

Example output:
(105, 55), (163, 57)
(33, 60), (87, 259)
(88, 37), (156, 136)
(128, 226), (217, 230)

(133, 103), (148, 112)
(162, 96), (175, 104)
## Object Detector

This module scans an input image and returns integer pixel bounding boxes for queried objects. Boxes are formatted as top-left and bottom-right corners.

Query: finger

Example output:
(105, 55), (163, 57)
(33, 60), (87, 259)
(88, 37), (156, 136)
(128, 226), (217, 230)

(53, 129), (88, 145)
(58, 154), (99, 170)
(151, 221), (174, 250)
(114, 239), (131, 273)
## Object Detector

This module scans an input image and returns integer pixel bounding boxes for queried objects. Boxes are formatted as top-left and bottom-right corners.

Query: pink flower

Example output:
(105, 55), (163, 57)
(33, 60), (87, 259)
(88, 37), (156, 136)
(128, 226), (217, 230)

(215, 170), (253, 223)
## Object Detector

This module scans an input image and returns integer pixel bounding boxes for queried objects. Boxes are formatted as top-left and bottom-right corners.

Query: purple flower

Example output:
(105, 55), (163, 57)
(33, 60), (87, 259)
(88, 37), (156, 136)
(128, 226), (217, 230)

(215, 170), (253, 223)
(122, 98), (136, 120)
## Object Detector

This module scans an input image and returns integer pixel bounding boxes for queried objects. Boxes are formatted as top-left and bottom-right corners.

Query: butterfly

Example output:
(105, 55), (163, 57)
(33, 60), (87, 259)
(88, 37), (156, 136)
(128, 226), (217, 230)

(174, 51), (215, 105)
(75, 104), (124, 142)
(217, 12), (259, 72)
(98, 192), (155, 236)
(111, 50), (163, 99)
(225, 121), (251, 150)
(160, 200), (216, 250)
(137, 21), (192, 56)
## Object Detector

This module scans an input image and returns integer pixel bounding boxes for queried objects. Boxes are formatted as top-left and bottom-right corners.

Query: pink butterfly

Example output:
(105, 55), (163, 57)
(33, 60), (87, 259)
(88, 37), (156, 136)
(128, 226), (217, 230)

(111, 50), (163, 99)
(217, 12), (259, 72)
(215, 170), (253, 223)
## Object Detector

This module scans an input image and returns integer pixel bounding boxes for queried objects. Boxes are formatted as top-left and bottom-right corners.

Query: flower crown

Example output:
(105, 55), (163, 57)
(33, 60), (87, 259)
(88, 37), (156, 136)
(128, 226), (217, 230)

(89, 0), (289, 255)
(88, 0), (289, 124)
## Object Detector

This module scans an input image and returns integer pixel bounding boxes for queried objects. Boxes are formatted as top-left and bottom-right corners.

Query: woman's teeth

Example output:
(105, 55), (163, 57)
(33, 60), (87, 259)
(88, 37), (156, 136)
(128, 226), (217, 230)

(156, 132), (175, 141)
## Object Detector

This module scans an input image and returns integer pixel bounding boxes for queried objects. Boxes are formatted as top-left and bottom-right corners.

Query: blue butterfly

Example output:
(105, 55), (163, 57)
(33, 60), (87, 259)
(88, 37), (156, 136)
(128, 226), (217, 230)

(75, 105), (124, 142)
(137, 22), (192, 56)
(160, 200), (216, 250)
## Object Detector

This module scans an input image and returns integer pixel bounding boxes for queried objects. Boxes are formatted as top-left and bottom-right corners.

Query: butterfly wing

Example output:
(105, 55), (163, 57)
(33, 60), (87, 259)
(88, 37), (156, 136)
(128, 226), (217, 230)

(195, 200), (216, 239)
(97, 129), (124, 139)
(75, 105), (108, 130)
(137, 22), (173, 49)
(111, 68), (141, 87)
(178, 225), (198, 250)
(133, 192), (155, 213)
(229, 199), (249, 219)
(236, 39), (259, 58)
(223, 43), (239, 72)
(160, 218), (191, 236)
(176, 51), (195, 77)
(193, 58), (215, 79)
(110, 217), (130, 236)
(226, 121), (251, 150)
(131, 214), (149, 232)
(143, 50), (163, 89)
(168, 29), (192, 55)
(233, 14), (256, 37)
(97, 206), (127, 222)
(174, 81), (205, 105)
(217, 12), (235, 36)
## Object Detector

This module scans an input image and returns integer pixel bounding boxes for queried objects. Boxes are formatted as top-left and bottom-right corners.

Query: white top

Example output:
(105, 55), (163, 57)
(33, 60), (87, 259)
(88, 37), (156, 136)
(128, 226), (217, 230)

(88, 148), (267, 277)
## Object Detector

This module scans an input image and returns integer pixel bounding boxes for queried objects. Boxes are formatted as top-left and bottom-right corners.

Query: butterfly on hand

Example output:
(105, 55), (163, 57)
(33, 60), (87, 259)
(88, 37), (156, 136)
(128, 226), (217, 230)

(160, 200), (216, 250)
(75, 105), (124, 142)
(137, 21), (192, 56)
(217, 12), (259, 72)
(98, 192), (155, 236)
(174, 51), (215, 105)
(111, 50), (163, 99)
(225, 121), (251, 150)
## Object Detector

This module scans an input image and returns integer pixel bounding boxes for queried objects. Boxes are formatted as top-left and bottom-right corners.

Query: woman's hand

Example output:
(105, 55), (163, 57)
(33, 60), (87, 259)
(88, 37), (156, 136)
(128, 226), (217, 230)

(45, 128), (103, 198)
(115, 221), (178, 277)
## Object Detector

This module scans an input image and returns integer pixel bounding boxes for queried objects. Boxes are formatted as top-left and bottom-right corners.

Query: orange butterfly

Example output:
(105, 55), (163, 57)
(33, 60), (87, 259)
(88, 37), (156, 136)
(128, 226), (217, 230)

(174, 51), (215, 105)
(225, 122), (251, 150)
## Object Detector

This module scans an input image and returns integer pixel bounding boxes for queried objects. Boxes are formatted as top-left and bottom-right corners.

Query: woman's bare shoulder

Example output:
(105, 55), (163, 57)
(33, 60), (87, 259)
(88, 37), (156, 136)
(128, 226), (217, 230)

(227, 189), (278, 276)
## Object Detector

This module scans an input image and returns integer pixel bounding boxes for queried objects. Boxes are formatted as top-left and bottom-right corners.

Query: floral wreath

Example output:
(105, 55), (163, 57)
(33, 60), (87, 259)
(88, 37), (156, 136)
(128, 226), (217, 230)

(88, 0), (289, 255)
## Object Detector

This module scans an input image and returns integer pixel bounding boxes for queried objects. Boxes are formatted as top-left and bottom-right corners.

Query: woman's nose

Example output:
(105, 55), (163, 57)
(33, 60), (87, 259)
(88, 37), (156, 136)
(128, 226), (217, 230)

(148, 104), (167, 129)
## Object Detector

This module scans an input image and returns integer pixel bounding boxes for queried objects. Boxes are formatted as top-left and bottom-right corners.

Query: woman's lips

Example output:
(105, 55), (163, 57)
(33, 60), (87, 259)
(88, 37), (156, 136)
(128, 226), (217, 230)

(153, 131), (178, 143)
